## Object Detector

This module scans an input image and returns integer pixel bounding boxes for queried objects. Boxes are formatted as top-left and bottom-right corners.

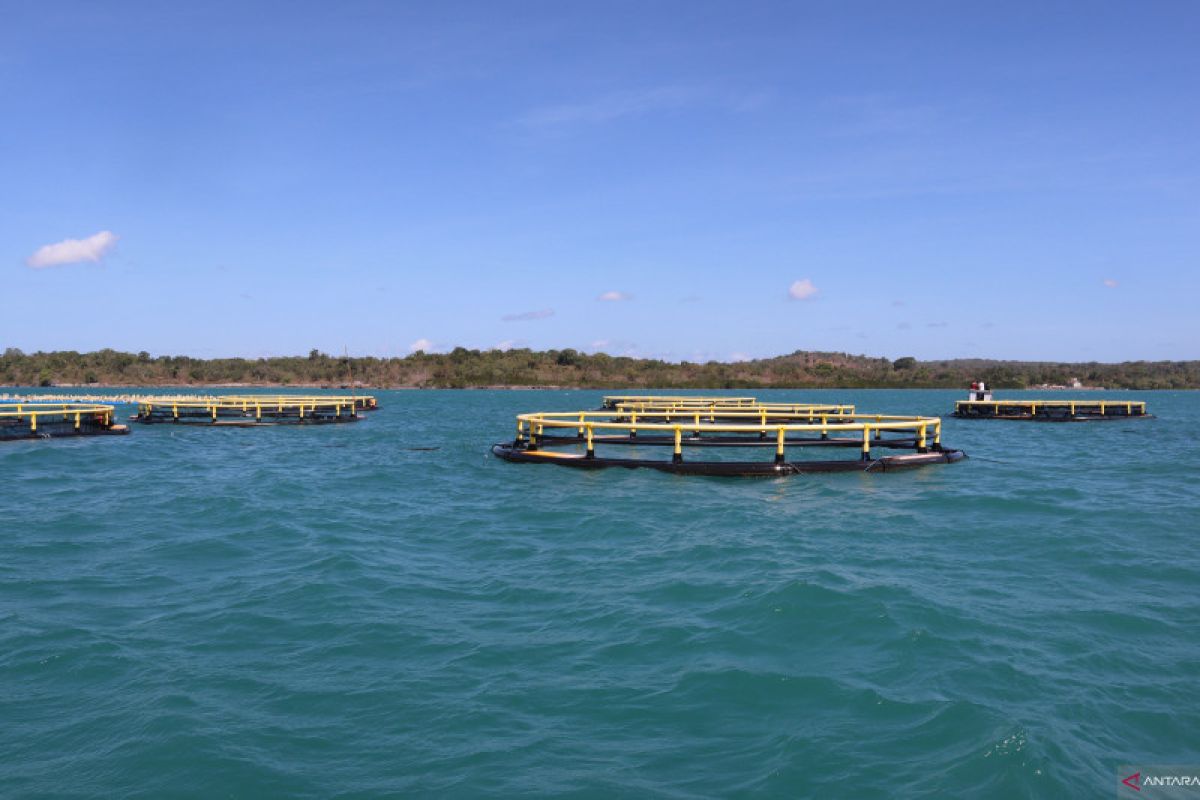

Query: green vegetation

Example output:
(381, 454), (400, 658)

(2, 347), (1197, 389)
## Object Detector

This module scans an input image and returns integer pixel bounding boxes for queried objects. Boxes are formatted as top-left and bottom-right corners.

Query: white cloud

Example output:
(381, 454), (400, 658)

(501, 308), (555, 322)
(788, 279), (818, 301)
(588, 338), (637, 355)
(493, 340), (523, 351)
(597, 291), (632, 302)
(1103, 278), (1119, 288)
(730, 352), (750, 362)
(518, 87), (701, 128)
(409, 338), (434, 353)
(27, 230), (118, 268)
(515, 86), (769, 131)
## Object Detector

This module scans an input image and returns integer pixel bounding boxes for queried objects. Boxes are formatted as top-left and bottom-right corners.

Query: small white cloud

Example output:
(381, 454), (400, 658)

(597, 291), (633, 302)
(589, 338), (637, 355)
(27, 230), (118, 268)
(493, 339), (523, 351)
(501, 308), (555, 321)
(409, 338), (434, 352)
(730, 352), (750, 362)
(517, 87), (701, 129)
(788, 279), (818, 301)
(1103, 278), (1119, 288)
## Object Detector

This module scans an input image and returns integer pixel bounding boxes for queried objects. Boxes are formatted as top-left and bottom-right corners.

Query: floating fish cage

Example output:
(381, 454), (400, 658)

(492, 410), (964, 475)
(601, 395), (760, 410)
(219, 394), (378, 411)
(601, 395), (856, 423)
(133, 397), (362, 426)
(0, 403), (129, 441)
(609, 402), (857, 423)
(953, 399), (1149, 421)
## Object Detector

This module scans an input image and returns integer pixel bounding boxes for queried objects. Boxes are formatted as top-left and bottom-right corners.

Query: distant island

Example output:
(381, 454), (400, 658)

(2, 348), (1197, 390)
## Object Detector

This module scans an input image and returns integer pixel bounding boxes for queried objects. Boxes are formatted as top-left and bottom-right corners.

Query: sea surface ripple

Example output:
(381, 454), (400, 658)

(2, 389), (1198, 798)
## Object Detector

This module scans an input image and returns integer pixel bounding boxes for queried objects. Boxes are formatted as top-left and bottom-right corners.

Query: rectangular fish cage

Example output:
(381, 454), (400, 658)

(953, 400), (1149, 421)
(134, 397), (362, 426)
(0, 403), (129, 441)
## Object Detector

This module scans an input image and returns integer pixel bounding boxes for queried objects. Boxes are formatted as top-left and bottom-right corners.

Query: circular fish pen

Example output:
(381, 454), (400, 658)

(601, 395), (760, 410)
(134, 397), (363, 426)
(953, 399), (1149, 421)
(219, 394), (378, 411)
(492, 410), (964, 475)
(1, 403), (129, 441)
(608, 401), (857, 422)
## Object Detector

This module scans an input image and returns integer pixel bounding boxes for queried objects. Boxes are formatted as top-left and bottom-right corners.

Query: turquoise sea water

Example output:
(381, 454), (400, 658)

(2, 388), (1198, 798)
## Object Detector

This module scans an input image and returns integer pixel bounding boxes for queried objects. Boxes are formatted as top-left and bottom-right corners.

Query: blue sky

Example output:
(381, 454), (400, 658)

(3, 1), (1197, 362)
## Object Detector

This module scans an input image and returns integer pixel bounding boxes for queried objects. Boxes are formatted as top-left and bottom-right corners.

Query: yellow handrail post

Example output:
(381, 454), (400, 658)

(775, 427), (786, 464)
(585, 424), (594, 459)
(918, 424), (928, 453)
(861, 425), (871, 461)
(673, 427), (683, 464)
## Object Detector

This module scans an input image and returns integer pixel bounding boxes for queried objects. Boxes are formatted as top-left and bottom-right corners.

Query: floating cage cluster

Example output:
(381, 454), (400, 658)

(493, 396), (964, 476)
(133, 395), (373, 426)
(953, 399), (1149, 421)
(0, 403), (129, 440)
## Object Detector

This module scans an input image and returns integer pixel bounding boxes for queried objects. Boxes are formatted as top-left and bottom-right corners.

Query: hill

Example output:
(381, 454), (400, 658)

(2, 348), (1197, 389)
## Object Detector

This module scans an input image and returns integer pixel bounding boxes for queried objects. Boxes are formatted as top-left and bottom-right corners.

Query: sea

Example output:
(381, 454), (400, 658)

(2, 388), (1197, 798)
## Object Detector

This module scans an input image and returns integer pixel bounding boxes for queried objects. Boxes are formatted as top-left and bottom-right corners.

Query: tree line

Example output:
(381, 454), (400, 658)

(2, 347), (1197, 389)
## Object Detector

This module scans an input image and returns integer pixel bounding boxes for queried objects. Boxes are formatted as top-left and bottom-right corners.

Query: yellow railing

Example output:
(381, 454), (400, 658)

(611, 401), (856, 417)
(602, 395), (759, 409)
(955, 400), (1145, 415)
(0, 403), (115, 433)
(515, 410), (943, 461)
(136, 397), (358, 421)
(220, 394), (377, 409)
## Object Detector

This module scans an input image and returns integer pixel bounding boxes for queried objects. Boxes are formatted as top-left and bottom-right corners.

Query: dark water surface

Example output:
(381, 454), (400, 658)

(2, 389), (1198, 798)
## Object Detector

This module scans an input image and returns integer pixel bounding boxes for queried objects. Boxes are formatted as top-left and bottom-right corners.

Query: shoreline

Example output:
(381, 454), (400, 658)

(2, 385), (1181, 405)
